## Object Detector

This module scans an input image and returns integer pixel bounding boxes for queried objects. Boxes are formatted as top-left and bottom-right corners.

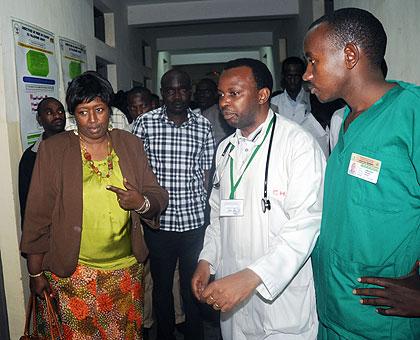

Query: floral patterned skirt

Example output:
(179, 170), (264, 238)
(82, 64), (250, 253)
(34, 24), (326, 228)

(42, 262), (143, 339)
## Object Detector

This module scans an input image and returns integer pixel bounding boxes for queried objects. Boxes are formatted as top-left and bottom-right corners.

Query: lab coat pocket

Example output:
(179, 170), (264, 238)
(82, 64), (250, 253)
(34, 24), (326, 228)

(326, 251), (394, 339)
(264, 283), (315, 334)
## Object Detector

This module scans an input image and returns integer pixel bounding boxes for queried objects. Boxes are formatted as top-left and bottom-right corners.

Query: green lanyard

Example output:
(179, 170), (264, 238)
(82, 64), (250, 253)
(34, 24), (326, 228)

(229, 116), (275, 199)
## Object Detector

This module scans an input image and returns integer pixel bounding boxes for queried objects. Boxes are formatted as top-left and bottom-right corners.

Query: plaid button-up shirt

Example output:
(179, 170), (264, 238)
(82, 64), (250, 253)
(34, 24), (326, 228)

(132, 106), (215, 232)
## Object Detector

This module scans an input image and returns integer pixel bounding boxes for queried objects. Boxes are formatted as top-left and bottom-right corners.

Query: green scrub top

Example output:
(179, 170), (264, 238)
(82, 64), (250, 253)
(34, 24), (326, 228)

(79, 150), (137, 270)
(313, 81), (420, 339)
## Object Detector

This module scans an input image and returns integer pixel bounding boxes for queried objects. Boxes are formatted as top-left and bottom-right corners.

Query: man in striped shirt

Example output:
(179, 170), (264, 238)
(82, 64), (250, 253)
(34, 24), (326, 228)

(133, 69), (215, 340)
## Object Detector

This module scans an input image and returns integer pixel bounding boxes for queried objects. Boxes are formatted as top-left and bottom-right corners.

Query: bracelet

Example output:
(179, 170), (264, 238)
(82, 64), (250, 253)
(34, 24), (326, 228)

(135, 195), (150, 215)
(28, 271), (44, 278)
(135, 196), (147, 212)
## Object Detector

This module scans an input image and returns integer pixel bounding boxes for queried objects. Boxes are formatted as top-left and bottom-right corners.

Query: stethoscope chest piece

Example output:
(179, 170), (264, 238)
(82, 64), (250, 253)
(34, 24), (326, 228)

(261, 198), (271, 213)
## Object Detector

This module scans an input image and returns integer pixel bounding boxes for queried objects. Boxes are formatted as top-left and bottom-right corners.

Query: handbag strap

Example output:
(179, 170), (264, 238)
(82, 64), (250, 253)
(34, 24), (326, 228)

(23, 293), (39, 336)
(23, 291), (63, 339)
(43, 291), (63, 340)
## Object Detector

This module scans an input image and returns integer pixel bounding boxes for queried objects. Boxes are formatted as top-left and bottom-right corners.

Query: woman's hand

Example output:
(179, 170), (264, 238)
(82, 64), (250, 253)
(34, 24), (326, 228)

(106, 178), (144, 210)
(29, 274), (52, 298)
(27, 254), (51, 298)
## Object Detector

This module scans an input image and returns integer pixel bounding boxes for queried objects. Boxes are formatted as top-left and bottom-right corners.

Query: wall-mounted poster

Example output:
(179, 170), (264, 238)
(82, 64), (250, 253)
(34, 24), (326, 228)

(59, 37), (87, 91)
(12, 19), (58, 149)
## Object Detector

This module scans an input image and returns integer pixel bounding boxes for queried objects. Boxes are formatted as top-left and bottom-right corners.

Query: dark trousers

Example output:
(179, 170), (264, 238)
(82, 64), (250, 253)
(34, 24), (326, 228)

(144, 226), (205, 340)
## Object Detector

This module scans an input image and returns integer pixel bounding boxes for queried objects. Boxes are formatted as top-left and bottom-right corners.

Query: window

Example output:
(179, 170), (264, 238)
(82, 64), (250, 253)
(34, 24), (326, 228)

(93, 2), (115, 47)
(94, 7), (105, 43)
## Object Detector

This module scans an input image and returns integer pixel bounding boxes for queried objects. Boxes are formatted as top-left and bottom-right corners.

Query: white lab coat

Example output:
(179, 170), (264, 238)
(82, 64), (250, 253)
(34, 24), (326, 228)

(271, 89), (329, 157)
(199, 110), (325, 340)
(329, 106), (346, 151)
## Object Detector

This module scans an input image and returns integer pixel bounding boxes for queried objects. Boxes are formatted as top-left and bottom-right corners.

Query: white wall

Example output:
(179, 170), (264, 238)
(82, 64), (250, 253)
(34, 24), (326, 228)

(171, 50), (261, 66)
(156, 32), (273, 52)
(95, 0), (151, 91)
(128, 0), (299, 26)
(156, 51), (172, 94)
(335, 0), (420, 84)
(259, 46), (277, 91)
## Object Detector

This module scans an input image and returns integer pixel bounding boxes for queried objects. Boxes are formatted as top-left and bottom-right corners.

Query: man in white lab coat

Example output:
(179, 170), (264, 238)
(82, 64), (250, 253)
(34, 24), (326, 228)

(192, 58), (325, 340)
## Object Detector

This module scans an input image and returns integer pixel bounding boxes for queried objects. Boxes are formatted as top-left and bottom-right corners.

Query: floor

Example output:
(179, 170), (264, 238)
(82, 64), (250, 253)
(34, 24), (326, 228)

(145, 320), (222, 340)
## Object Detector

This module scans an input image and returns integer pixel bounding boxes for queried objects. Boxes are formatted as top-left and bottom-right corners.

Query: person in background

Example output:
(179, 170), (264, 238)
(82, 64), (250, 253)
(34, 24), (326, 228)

(127, 85), (186, 339)
(150, 93), (161, 110)
(194, 78), (234, 145)
(271, 56), (329, 157)
(19, 97), (66, 227)
(21, 71), (168, 339)
(127, 86), (152, 129)
(133, 69), (214, 340)
(303, 8), (420, 338)
(192, 58), (324, 340)
(112, 89), (130, 122)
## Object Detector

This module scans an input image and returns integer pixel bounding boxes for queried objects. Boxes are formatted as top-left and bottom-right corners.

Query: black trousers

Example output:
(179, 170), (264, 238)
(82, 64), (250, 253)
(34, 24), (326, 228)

(144, 226), (205, 340)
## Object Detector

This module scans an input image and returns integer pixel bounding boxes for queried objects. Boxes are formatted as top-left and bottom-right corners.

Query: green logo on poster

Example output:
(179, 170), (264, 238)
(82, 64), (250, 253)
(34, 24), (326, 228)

(26, 50), (49, 77)
(69, 61), (82, 79)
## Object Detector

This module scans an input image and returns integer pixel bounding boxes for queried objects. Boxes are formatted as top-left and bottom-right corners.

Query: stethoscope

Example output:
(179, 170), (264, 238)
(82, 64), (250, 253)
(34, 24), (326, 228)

(213, 114), (276, 213)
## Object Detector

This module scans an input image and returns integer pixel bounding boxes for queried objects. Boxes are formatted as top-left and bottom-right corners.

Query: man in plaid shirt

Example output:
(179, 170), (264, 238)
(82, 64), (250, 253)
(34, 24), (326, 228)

(132, 69), (215, 340)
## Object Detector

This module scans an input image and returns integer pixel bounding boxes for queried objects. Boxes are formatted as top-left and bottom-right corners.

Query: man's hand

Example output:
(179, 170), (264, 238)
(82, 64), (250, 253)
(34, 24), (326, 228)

(191, 260), (211, 301)
(106, 178), (144, 210)
(201, 268), (261, 313)
(354, 261), (420, 317)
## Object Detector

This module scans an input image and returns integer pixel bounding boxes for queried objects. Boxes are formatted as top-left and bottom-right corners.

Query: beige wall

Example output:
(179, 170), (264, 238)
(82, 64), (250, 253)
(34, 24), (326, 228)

(335, 0), (420, 84)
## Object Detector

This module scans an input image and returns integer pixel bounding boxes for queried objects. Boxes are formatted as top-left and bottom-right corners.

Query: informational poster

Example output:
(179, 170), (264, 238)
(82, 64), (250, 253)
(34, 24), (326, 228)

(13, 19), (58, 149)
(59, 37), (87, 90)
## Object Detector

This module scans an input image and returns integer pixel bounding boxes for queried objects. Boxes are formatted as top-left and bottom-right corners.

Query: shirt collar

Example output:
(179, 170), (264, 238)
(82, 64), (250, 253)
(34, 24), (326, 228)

(31, 133), (45, 152)
(158, 105), (200, 127)
(285, 87), (310, 105)
(230, 109), (274, 147)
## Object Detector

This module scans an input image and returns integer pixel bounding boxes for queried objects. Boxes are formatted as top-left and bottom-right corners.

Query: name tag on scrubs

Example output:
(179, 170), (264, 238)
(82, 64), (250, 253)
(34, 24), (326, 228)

(220, 199), (244, 217)
(347, 153), (382, 184)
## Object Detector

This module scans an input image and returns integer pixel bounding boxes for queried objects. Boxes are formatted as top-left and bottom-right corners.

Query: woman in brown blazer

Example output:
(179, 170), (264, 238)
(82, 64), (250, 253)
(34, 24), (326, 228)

(21, 71), (168, 339)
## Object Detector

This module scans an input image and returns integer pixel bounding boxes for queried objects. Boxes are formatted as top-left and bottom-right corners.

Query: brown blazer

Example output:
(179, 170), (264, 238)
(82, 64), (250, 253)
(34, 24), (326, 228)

(20, 129), (168, 277)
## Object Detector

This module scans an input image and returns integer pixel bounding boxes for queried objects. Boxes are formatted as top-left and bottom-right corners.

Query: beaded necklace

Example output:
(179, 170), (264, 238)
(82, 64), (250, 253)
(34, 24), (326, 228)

(80, 135), (114, 178)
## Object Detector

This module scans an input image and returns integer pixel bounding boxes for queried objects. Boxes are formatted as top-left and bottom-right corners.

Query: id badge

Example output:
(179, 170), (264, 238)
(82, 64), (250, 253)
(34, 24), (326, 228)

(347, 152), (382, 184)
(220, 199), (244, 217)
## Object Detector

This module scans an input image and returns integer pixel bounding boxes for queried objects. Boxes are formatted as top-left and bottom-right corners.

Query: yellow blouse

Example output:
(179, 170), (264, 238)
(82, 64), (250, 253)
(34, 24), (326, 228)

(78, 150), (137, 270)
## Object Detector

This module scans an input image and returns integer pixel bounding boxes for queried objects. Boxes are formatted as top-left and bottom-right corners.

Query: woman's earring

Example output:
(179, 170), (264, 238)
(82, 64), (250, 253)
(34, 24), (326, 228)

(73, 129), (79, 136)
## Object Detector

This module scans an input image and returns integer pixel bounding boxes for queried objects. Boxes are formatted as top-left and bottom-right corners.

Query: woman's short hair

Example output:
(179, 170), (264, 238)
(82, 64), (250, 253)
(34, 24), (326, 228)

(66, 71), (114, 115)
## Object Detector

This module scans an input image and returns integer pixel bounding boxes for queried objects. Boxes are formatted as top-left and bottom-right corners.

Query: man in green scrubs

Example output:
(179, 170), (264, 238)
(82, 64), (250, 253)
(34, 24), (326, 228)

(303, 7), (420, 339)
